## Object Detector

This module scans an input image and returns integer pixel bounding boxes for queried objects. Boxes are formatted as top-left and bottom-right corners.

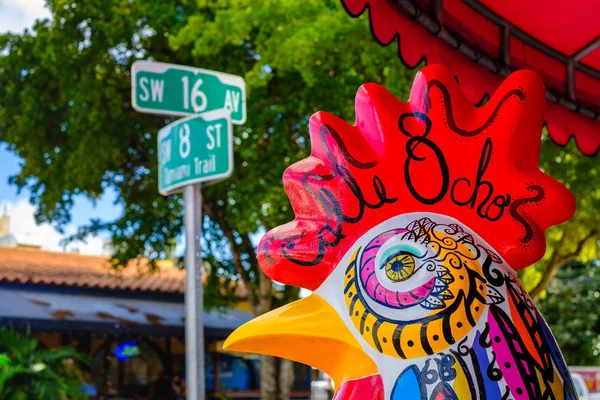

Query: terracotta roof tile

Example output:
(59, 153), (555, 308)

(0, 245), (185, 295)
(0, 245), (251, 300)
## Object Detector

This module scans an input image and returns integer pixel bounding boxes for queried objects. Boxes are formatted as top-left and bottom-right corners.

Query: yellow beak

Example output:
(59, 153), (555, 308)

(224, 294), (378, 387)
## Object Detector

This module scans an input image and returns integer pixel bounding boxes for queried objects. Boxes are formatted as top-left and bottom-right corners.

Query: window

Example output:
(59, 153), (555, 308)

(91, 339), (164, 398)
(205, 352), (259, 392)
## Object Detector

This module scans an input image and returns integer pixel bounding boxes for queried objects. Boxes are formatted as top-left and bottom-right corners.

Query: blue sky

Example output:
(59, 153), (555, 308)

(0, 1), (122, 254)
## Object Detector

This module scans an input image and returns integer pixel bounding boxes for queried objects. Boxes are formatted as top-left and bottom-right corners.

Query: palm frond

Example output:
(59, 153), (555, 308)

(0, 327), (89, 399)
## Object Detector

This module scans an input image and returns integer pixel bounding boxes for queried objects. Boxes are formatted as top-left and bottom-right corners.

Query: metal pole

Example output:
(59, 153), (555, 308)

(184, 184), (205, 400)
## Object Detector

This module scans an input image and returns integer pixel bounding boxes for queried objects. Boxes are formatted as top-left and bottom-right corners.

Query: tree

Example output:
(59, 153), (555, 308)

(1, 0), (596, 396)
(521, 137), (599, 301)
(0, 327), (90, 400)
(537, 261), (600, 365)
(0, 1), (414, 398)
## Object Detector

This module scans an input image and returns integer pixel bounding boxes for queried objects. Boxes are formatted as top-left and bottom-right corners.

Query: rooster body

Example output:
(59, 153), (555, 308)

(225, 65), (577, 400)
(317, 213), (575, 399)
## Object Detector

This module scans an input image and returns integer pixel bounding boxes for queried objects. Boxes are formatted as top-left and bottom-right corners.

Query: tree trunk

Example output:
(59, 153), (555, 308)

(254, 269), (297, 399)
(259, 356), (296, 400)
(529, 229), (568, 302)
(216, 220), (298, 400)
(260, 355), (278, 400)
(529, 223), (598, 302)
(278, 358), (295, 400)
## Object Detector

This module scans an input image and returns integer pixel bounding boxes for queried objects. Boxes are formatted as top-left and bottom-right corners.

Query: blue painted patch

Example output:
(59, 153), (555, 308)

(472, 331), (502, 399)
(392, 365), (425, 400)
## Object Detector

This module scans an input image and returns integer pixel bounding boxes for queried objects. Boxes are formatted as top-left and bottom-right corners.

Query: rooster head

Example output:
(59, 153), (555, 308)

(224, 65), (576, 399)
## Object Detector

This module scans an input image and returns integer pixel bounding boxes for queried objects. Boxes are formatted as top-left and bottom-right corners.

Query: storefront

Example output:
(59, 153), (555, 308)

(0, 245), (312, 399)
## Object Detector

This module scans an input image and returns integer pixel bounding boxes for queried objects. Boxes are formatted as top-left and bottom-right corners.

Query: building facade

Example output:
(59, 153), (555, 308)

(0, 234), (312, 399)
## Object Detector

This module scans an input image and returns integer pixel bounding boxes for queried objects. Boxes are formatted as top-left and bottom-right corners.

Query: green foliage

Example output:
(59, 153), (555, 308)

(534, 136), (600, 358)
(0, 0), (598, 381)
(0, 0), (413, 310)
(0, 0), (197, 262)
(538, 261), (600, 365)
(539, 135), (600, 219)
(520, 136), (599, 296)
(0, 0), (595, 311)
(169, 0), (415, 235)
(538, 132), (600, 258)
(0, 327), (90, 399)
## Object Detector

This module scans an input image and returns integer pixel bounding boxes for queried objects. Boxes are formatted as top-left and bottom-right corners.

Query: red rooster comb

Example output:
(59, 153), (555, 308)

(259, 65), (575, 291)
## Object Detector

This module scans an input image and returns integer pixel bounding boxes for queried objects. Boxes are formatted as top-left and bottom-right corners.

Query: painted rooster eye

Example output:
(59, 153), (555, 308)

(383, 253), (416, 282)
(344, 216), (497, 360)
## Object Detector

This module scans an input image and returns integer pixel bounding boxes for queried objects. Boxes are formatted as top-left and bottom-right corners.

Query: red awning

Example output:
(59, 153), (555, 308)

(341, 0), (600, 156)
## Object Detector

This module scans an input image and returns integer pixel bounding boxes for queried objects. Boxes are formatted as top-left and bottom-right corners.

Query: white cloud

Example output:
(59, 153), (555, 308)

(0, 3), (103, 255)
(0, 0), (51, 34)
(0, 198), (105, 255)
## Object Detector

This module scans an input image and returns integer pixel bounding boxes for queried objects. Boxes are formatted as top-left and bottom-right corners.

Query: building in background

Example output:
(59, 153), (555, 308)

(0, 210), (42, 249)
(0, 212), (312, 399)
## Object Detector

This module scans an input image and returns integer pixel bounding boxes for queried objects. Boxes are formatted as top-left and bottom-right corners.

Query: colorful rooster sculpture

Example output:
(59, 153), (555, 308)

(224, 65), (578, 400)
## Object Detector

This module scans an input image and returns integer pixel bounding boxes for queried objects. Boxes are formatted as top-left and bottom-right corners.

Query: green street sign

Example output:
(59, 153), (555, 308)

(132, 61), (246, 124)
(158, 109), (233, 195)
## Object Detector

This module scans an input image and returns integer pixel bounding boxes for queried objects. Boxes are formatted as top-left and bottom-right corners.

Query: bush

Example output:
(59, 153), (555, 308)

(0, 327), (90, 400)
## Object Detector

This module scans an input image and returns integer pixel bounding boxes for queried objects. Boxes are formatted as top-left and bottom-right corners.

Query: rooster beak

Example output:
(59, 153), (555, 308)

(224, 294), (378, 387)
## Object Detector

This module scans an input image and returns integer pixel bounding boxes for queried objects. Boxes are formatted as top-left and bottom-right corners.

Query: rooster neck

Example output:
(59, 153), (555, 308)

(317, 213), (576, 400)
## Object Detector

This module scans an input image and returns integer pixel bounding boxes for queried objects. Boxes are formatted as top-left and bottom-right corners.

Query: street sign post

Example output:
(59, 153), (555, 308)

(156, 108), (233, 400)
(132, 60), (240, 400)
(132, 61), (246, 124)
(158, 109), (233, 195)
(184, 183), (204, 400)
